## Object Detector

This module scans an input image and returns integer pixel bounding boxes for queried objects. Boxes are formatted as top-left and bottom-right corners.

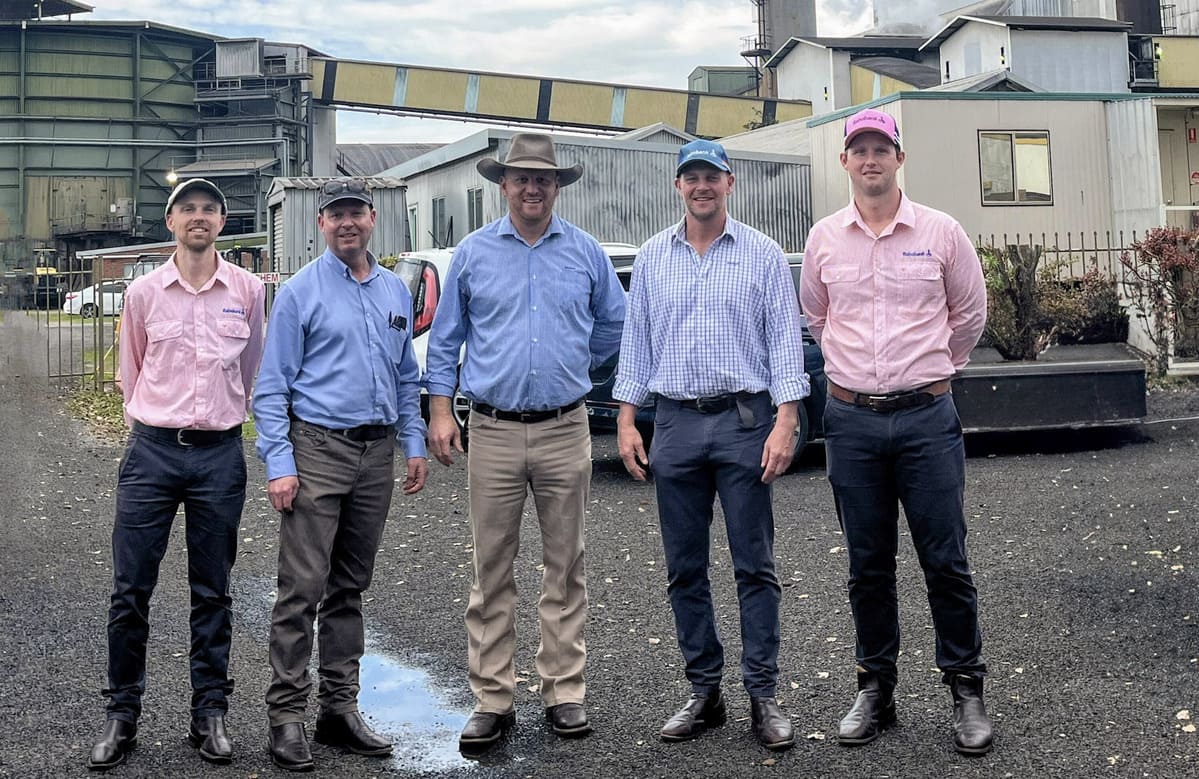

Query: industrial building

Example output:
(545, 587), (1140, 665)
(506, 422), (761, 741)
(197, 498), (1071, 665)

(0, 0), (326, 268)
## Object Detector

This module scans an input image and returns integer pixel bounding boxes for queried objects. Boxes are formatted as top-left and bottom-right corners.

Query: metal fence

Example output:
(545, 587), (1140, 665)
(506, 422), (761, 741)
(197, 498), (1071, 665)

(974, 230), (1139, 283)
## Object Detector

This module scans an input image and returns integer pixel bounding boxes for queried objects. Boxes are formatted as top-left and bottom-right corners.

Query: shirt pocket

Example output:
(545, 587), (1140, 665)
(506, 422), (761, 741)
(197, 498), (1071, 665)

(819, 265), (861, 284)
(555, 265), (592, 319)
(896, 261), (943, 282)
(143, 319), (184, 382)
(215, 317), (251, 368)
(890, 261), (945, 317)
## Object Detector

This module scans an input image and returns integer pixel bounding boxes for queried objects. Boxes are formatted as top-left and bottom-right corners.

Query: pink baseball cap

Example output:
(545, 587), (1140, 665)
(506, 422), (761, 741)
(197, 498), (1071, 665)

(844, 108), (901, 149)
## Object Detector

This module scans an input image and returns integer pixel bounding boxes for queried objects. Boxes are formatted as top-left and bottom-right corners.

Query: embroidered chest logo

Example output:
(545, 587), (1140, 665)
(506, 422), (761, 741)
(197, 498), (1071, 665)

(222, 307), (246, 316)
(901, 250), (933, 258)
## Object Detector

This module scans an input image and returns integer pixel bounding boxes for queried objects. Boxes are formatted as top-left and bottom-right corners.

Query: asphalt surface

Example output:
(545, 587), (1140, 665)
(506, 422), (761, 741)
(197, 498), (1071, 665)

(1, 310), (1198, 779)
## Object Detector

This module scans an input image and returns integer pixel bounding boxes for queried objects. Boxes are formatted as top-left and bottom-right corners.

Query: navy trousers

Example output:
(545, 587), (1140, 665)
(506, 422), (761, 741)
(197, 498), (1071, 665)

(824, 393), (985, 691)
(104, 431), (245, 722)
(651, 393), (782, 698)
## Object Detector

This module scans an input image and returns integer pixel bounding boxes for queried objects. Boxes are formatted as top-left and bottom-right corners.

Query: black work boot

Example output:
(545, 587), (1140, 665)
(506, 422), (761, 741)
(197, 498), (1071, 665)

(837, 670), (896, 746)
(949, 674), (993, 755)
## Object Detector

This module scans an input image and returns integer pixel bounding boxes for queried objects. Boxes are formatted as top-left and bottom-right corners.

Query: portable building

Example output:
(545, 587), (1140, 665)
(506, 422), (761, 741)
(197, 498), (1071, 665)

(266, 177), (409, 275)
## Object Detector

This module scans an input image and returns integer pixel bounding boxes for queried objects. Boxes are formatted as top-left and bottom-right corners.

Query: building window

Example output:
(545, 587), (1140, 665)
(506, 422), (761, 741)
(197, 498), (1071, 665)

(432, 197), (447, 248)
(978, 131), (1053, 206)
(407, 205), (418, 250)
(467, 187), (484, 233)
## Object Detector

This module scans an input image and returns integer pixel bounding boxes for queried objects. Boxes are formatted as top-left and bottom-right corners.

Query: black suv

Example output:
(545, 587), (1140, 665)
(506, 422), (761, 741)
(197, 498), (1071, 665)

(586, 252), (827, 458)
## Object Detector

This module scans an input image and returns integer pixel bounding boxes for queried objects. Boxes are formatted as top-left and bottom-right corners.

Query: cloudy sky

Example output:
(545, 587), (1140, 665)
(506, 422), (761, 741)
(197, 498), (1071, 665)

(87, 1), (876, 143)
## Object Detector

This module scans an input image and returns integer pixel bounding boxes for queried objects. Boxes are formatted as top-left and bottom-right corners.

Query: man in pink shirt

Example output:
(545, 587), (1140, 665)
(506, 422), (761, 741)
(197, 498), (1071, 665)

(799, 109), (993, 756)
(88, 178), (265, 771)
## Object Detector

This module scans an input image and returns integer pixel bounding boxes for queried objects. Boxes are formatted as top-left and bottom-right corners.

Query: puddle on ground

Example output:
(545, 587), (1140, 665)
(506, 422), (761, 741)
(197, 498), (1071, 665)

(358, 654), (479, 772)
(236, 575), (492, 771)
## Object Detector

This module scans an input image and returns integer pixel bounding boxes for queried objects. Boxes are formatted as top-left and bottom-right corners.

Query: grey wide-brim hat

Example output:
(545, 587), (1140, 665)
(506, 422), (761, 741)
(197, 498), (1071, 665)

(477, 133), (583, 187)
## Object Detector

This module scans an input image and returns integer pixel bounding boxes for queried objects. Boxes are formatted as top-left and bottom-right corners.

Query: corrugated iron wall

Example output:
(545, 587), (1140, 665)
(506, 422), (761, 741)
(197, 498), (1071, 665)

(267, 178), (410, 275)
(406, 137), (811, 253)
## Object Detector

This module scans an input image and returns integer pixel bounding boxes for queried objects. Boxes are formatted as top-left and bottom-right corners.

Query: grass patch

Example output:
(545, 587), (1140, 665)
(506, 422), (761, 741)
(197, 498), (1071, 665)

(66, 385), (259, 444)
(66, 387), (127, 443)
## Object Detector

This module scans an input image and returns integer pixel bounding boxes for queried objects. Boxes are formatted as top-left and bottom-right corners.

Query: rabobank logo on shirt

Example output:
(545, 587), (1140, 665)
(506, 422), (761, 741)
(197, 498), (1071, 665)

(902, 250), (933, 257)
(222, 306), (246, 316)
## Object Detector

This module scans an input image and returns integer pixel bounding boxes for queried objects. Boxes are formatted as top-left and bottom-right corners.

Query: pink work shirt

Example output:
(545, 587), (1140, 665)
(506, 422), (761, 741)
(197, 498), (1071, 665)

(120, 255), (266, 430)
(799, 193), (986, 394)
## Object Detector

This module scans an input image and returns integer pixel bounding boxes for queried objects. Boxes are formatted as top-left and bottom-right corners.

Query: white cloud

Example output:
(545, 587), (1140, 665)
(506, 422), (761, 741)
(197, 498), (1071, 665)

(83, 1), (873, 142)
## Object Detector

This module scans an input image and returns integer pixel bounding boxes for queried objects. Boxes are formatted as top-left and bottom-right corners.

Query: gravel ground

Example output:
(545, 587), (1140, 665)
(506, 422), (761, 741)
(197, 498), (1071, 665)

(1, 311), (1197, 779)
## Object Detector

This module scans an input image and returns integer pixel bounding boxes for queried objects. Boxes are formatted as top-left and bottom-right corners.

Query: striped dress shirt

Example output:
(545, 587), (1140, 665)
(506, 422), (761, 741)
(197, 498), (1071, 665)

(613, 216), (809, 407)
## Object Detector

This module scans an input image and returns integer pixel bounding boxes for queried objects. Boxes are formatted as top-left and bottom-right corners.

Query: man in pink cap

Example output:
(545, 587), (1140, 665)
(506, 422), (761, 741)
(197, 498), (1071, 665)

(799, 108), (993, 755)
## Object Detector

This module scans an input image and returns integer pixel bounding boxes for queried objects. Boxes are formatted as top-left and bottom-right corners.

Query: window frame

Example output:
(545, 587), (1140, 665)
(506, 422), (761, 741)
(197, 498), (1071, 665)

(467, 187), (484, 233)
(432, 196), (447, 248)
(977, 129), (1054, 207)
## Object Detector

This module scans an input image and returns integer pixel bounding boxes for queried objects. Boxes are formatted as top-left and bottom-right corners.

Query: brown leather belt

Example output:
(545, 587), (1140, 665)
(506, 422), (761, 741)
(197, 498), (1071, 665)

(828, 379), (952, 413)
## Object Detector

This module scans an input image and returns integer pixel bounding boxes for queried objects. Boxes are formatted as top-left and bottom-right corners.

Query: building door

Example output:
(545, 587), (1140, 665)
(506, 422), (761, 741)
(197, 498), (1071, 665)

(1159, 129), (1184, 229)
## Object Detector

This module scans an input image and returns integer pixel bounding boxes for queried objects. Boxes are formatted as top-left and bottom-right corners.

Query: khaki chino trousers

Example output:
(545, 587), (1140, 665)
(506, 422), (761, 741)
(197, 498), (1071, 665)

(465, 405), (591, 713)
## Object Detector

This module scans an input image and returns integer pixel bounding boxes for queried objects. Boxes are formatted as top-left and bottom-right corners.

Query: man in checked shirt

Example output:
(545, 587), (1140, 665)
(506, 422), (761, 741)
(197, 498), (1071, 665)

(89, 178), (264, 771)
(614, 139), (809, 751)
(799, 108), (992, 756)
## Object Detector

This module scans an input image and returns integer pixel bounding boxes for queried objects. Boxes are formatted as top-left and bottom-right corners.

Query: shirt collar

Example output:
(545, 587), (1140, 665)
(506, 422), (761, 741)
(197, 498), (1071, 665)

(669, 215), (740, 252)
(160, 250), (229, 292)
(842, 191), (916, 237)
(319, 248), (381, 283)
(497, 213), (565, 247)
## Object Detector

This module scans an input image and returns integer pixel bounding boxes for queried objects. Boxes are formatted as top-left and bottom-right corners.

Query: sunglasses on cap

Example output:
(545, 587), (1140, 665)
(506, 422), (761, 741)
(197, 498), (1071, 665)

(320, 179), (370, 197)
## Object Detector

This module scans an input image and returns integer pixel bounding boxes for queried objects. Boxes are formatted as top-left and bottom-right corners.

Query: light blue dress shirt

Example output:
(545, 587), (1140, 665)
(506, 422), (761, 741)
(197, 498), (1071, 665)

(613, 216), (809, 407)
(423, 214), (626, 412)
(254, 249), (427, 480)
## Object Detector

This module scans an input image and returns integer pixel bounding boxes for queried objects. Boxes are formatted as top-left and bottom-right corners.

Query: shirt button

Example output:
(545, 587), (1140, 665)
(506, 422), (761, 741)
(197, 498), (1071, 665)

(532, 338), (538, 343)
(532, 306), (538, 311)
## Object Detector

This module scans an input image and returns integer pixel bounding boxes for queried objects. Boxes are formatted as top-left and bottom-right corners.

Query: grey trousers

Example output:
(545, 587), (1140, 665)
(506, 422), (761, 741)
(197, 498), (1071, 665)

(266, 419), (395, 726)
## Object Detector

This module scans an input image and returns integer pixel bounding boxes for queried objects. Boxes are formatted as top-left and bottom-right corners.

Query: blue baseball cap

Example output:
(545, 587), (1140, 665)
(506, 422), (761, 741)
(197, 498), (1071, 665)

(675, 139), (732, 175)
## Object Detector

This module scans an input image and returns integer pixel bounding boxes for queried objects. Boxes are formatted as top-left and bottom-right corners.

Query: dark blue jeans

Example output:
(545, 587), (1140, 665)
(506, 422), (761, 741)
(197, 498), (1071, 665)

(651, 393), (782, 698)
(824, 394), (985, 692)
(104, 431), (245, 722)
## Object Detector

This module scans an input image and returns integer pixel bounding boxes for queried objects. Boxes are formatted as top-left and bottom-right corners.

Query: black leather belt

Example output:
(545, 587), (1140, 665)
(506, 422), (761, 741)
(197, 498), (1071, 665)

(676, 392), (763, 414)
(290, 412), (395, 442)
(470, 398), (583, 423)
(133, 421), (242, 447)
(828, 379), (952, 413)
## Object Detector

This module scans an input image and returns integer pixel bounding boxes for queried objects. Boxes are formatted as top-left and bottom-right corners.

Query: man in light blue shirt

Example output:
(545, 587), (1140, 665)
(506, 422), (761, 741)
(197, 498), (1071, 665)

(253, 178), (427, 772)
(614, 140), (808, 751)
(424, 133), (625, 750)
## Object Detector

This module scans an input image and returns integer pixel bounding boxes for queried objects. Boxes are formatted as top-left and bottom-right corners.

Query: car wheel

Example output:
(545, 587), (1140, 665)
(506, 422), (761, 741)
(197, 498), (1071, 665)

(790, 401), (811, 463)
(452, 387), (471, 449)
(80, 303), (97, 318)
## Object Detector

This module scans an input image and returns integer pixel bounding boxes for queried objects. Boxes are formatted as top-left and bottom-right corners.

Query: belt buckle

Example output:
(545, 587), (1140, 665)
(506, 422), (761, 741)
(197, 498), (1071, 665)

(695, 396), (719, 413)
(176, 429), (194, 447)
(864, 394), (893, 412)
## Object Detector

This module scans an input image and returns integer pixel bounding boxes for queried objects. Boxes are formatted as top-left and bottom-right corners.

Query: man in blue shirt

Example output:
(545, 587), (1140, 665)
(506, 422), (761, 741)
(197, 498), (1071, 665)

(424, 133), (625, 750)
(613, 140), (808, 751)
(253, 178), (428, 772)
